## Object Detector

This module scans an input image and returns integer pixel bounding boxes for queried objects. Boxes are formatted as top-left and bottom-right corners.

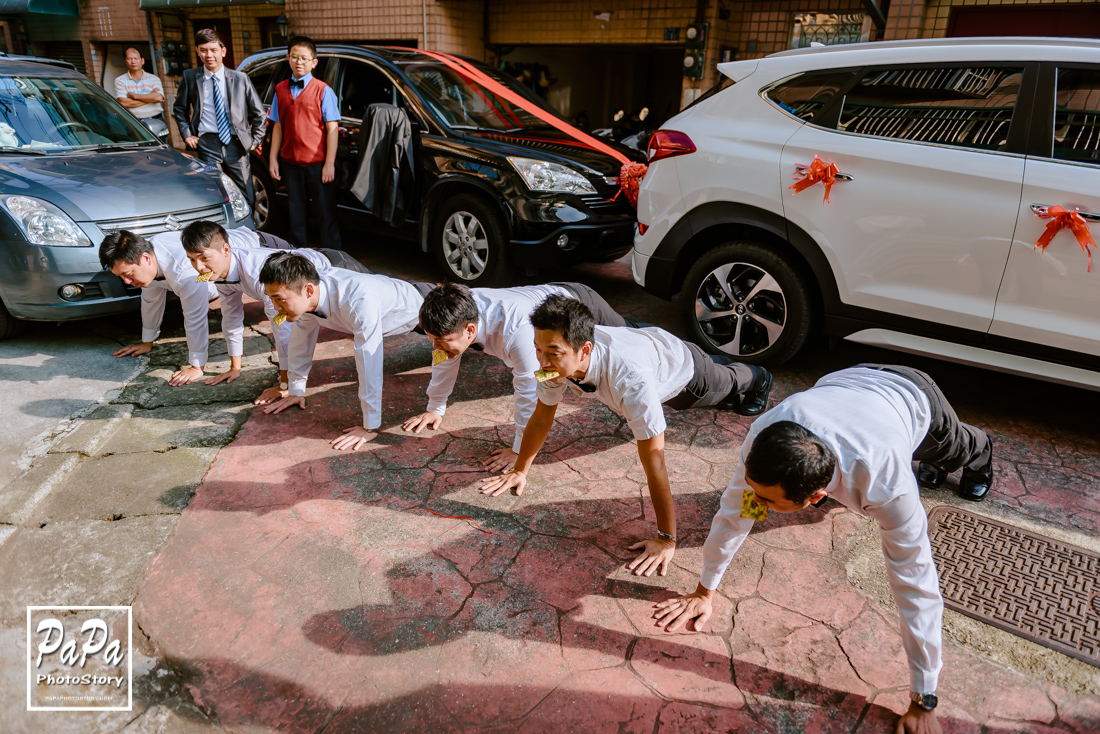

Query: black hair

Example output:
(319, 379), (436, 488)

(194, 28), (224, 48)
(99, 230), (153, 270)
(258, 251), (321, 291)
(180, 220), (229, 255)
(287, 35), (317, 58)
(123, 47), (143, 58)
(529, 294), (595, 351)
(418, 282), (478, 337)
(744, 421), (837, 504)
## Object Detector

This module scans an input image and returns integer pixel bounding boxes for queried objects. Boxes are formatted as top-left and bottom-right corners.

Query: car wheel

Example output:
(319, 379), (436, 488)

(681, 241), (814, 366)
(432, 193), (514, 286)
(251, 170), (285, 234)
(0, 297), (26, 341)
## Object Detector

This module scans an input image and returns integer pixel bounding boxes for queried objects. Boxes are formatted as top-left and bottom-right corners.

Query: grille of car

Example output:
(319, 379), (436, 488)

(95, 204), (227, 238)
(581, 194), (632, 212)
(82, 283), (106, 300)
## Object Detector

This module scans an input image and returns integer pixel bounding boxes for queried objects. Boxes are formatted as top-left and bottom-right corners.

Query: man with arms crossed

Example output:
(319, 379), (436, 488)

(114, 47), (165, 122)
(259, 253), (432, 450)
(482, 295), (773, 577)
(100, 228), (260, 386)
(653, 364), (994, 734)
(178, 220), (371, 405)
(403, 281), (644, 472)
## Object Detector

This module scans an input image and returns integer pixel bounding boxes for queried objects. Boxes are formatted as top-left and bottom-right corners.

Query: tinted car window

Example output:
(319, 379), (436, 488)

(338, 60), (395, 119)
(838, 66), (1024, 151)
(403, 63), (554, 132)
(247, 61), (279, 105)
(765, 70), (856, 122)
(1053, 67), (1100, 164)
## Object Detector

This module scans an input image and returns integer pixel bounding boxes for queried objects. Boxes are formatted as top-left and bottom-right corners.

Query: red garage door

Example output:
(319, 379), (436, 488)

(948, 4), (1100, 38)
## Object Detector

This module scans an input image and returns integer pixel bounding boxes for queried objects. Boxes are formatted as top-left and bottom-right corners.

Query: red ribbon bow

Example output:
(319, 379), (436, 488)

(1035, 206), (1097, 273)
(789, 156), (840, 204)
(618, 162), (649, 207)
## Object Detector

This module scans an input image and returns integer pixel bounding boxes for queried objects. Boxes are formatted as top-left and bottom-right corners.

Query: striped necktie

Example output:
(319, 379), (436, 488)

(210, 74), (233, 145)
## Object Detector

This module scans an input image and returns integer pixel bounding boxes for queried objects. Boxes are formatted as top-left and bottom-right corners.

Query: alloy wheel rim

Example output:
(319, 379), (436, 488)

(694, 261), (787, 357)
(442, 211), (489, 281)
(251, 175), (269, 229)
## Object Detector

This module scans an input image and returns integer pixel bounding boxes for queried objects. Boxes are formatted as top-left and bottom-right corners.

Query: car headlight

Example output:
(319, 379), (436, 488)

(0, 195), (91, 247)
(507, 157), (597, 195)
(220, 173), (251, 221)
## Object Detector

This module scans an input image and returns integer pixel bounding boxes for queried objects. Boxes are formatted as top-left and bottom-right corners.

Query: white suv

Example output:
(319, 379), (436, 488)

(633, 37), (1100, 390)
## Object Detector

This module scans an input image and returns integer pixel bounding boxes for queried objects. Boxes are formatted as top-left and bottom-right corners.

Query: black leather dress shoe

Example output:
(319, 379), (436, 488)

(959, 437), (993, 502)
(916, 462), (948, 490)
(718, 367), (773, 416)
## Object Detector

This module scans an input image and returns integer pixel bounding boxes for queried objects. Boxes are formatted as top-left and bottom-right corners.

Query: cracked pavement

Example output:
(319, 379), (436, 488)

(3, 250), (1100, 732)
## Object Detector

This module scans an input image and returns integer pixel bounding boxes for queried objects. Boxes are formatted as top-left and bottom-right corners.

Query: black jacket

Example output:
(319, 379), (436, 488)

(172, 66), (266, 150)
(350, 104), (415, 226)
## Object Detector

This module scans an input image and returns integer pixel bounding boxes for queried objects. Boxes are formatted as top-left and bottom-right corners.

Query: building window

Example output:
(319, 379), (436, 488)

(789, 13), (871, 49)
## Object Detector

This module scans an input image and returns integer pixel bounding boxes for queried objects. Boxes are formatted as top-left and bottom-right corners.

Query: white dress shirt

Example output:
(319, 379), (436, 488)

(140, 231), (229, 368)
(536, 325), (695, 441)
(286, 269), (423, 429)
(699, 367), (941, 693)
(198, 66), (227, 136)
(216, 244), (331, 372)
(426, 284), (571, 453)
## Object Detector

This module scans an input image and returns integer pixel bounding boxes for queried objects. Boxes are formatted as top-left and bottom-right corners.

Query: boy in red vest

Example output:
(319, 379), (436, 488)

(268, 35), (343, 250)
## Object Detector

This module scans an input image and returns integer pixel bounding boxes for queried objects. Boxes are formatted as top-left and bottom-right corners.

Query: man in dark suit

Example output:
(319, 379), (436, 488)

(172, 28), (266, 202)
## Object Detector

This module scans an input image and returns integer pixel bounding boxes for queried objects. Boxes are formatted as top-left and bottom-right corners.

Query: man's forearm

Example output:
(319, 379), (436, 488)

(638, 435), (676, 537)
(132, 92), (164, 103)
(324, 125), (339, 168)
(269, 125), (283, 165)
(513, 400), (557, 474)
(117, 97), (142, 108)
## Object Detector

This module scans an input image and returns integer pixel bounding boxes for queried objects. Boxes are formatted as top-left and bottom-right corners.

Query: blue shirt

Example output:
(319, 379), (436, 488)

(268, 72), (340, 123)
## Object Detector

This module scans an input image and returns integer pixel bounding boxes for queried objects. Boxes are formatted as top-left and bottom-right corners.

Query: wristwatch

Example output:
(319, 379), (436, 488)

(909, 691), (938, 711)
(279, 381), (289, 390)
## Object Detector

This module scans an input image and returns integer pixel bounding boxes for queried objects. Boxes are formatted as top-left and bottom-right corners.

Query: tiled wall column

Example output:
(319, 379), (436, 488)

(883, 0), (926, 40)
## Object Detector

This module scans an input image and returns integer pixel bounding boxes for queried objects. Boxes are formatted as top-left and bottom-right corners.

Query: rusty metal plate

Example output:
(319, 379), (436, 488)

(928, 505), (1100, 668)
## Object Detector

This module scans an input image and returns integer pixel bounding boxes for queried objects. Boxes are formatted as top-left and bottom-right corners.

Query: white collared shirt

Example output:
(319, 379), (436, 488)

(198, 66), (227, 136)
(699, 367), (941, 692)
(535, 325), (695, 441)
(140, 232), (224, 368)
(425, 284), (570, 452)
(286, 269), (423, 429)
(212, 237), (332, 371)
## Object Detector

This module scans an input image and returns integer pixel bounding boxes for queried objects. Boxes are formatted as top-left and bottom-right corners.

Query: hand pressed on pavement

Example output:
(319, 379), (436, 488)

(113, 342), (152, 358)
(627, 538), (675, 577)
(169, 365), (205, 386)
(480, 470), (527, 497)
(331, 426), (377, 451)
(402, 412), (443, 433)
(896, 704), (941, 734)
(484, 448), (518, 473)
(652, 584), (714, 633)
(204, 368), (241, 386)
(254, 385), (288, 405)
(264, 395), (306, 415)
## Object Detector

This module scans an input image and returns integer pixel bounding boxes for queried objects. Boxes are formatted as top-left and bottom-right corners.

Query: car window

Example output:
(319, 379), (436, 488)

(246, 61), (278, 104)
(338, 60), (395, 119)
(402, 62), (556, 132)
(1053, 67), (1100, 164)
(764, 70), (856, 122)
(838, 66), (1025, 152)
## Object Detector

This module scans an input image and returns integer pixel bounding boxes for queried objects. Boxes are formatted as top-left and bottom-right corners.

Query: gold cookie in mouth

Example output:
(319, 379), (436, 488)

(194, 271), (214, 283)
(272, 313), (287, 326)
(432, 349), (449, 366)
(739, 489), (769, 521)
(534, 369), (559, 383)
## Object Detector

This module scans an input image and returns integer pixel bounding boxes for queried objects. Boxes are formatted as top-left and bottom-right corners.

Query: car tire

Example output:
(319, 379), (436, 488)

(681, 241), (814, 366)
(251, 169), (286, 234)
(0, 297), (26, 341)
(432, 193), (514, 287)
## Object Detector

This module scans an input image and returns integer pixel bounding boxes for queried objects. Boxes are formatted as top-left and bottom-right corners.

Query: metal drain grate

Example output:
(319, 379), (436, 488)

(928, 506), (1100, 668)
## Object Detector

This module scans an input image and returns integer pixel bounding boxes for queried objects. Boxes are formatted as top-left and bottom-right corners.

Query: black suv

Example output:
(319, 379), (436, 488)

(239, 45), (643, 286)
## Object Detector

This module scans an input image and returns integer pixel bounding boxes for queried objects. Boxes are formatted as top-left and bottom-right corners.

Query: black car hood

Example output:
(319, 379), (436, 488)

(459, 128), (645, 177)
(0, 147), (225, 222)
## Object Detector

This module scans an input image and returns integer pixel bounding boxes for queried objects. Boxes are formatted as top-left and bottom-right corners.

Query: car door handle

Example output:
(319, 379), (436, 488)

(1032, 204), (1100, 222)
(794, 164), (853, 181)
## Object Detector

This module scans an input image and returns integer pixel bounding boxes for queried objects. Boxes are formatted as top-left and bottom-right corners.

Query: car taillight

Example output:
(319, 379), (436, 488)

(647, 130), (696, 163)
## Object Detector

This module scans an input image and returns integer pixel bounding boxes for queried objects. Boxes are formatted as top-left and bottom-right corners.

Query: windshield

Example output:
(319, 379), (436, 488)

(0, 75), (158, 153)
(402, 63), (559, 132)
